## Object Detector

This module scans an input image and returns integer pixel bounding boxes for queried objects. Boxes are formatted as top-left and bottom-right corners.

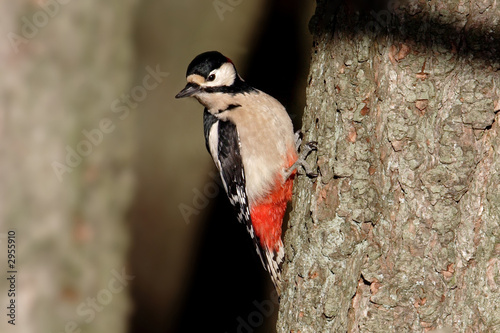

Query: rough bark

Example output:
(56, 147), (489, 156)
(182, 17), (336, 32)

(0, 1), (136, 332)
(279, 1), (500, 332)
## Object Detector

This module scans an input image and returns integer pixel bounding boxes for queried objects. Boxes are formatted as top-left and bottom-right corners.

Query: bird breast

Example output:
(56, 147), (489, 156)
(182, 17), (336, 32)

(217, 91), (296, 206)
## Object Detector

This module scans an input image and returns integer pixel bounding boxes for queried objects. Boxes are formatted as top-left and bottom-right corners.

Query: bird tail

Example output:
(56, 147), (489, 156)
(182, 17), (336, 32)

(250, 174), (295, 295)
(264, 239), (284, 295)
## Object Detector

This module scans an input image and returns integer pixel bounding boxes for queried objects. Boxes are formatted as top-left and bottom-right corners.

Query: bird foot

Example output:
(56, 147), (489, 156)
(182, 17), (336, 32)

(285, 133), (318, 179)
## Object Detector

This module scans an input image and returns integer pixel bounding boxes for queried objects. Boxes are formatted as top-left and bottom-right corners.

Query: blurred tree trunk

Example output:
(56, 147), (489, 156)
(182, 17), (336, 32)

(279, 0), (500, 332)
(0, 1), (136, 332)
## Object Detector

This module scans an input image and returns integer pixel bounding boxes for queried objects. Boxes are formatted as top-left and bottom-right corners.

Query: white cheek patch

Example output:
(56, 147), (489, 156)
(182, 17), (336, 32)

(204, 63), (236, 87)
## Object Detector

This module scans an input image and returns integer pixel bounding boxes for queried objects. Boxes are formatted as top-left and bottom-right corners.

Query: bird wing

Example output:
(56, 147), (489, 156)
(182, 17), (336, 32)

(217, 119), (268, 268)
(203, 110), (266, 270)
(204, 109), (286, 294)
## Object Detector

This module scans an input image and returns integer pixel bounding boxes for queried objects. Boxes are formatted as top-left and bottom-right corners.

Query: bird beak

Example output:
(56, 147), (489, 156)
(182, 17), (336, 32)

(175, 82), (200, 98)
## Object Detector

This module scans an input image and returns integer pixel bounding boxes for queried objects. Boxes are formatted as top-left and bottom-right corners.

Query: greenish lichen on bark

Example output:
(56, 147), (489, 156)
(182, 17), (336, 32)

(279, 1), (500, 332)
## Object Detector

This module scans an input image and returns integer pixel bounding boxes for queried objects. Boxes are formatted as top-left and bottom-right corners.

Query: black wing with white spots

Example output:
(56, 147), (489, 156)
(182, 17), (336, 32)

(217, 120), (249, 224)
(215, 119), (267, 269)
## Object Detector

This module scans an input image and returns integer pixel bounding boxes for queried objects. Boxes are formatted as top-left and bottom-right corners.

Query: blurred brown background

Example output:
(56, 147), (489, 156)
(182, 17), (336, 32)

(0, 1), (313, 332)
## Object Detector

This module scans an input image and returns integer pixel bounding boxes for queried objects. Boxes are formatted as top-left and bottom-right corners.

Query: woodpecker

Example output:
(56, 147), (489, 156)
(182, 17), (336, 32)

(176, 51), (315, 294)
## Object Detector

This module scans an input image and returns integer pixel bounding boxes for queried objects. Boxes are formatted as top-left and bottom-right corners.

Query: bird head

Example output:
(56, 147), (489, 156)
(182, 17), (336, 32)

(175, 51), (239, 99)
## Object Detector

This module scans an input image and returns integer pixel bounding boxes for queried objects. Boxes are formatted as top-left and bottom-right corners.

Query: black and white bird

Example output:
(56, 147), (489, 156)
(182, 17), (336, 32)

(175, 51), (315, 294)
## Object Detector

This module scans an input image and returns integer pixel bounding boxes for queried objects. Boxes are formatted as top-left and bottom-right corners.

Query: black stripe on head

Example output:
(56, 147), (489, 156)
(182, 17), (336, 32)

(224, 104), (241, 111)
(186, 51), (229, 78)
(202, 78), (256, 95)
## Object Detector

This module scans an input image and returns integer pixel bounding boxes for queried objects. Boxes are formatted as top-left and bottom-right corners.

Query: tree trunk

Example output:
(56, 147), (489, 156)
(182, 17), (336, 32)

(279, 1), (500, 332)
(0, 1), (136, 332)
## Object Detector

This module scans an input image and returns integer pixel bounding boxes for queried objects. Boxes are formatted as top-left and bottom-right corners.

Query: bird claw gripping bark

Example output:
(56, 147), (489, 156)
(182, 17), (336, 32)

(286, 131), (318, 179)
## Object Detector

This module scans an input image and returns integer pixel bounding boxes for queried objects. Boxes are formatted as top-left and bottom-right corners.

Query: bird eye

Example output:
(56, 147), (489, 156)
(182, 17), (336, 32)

(207, 74), (216, 81)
